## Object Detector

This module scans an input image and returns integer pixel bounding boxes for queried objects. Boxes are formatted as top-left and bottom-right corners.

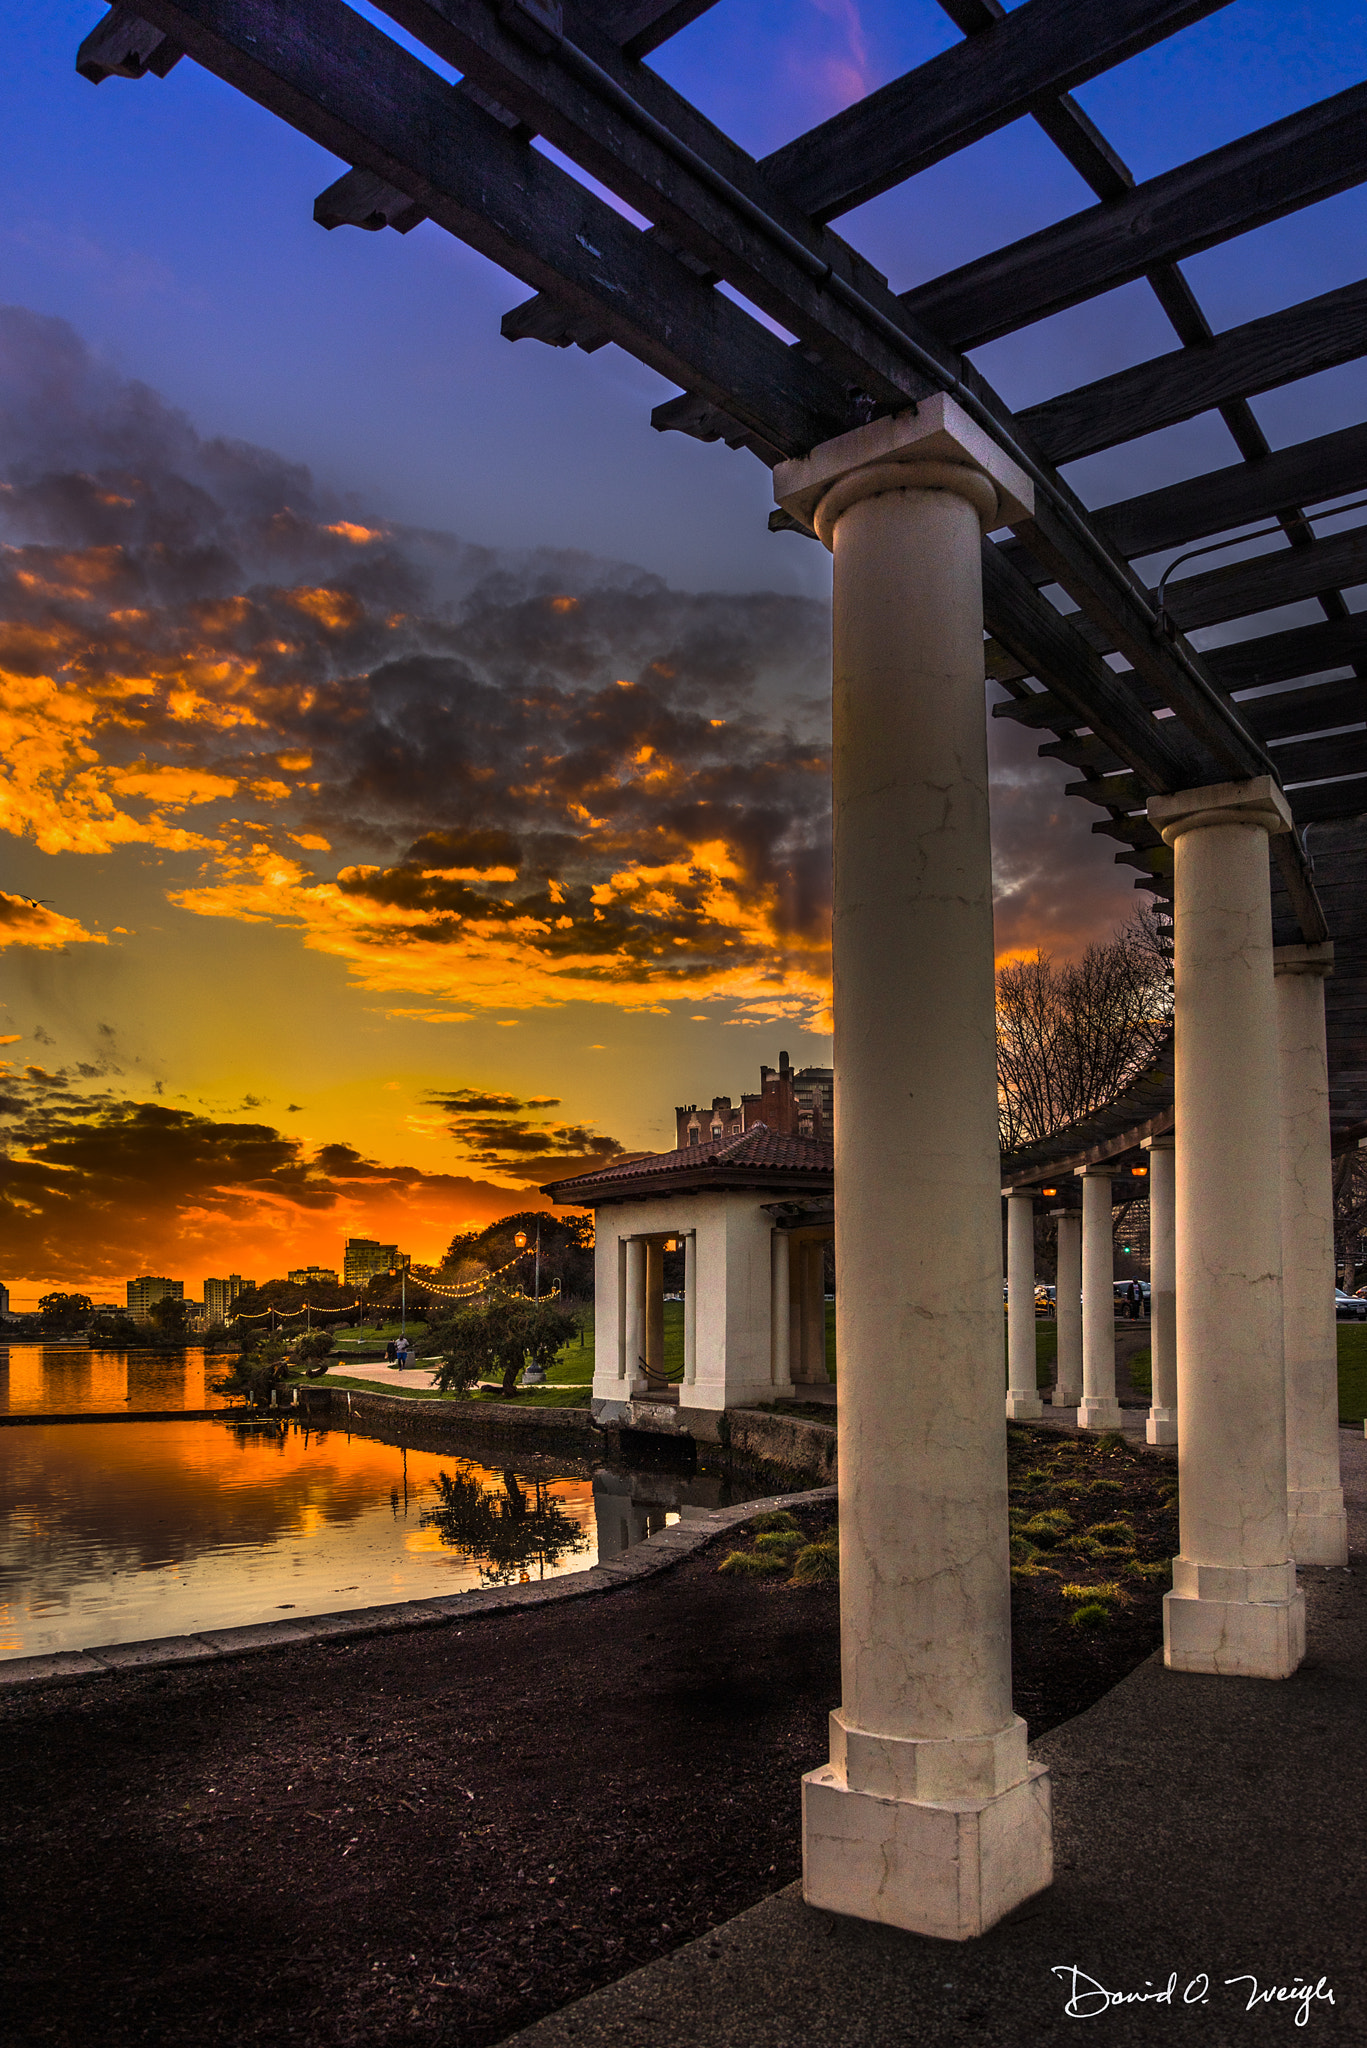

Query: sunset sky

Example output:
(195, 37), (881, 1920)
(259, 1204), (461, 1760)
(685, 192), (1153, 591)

(3, 1), (1365, 1300)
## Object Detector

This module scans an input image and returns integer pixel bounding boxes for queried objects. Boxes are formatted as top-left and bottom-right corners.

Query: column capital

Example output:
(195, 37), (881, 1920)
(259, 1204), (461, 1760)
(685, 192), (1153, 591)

(1274, 940), (1334, 978)
(772, 393), (1033, 551)
(1001, 1185), (1036, 1201)
(1147, 775), (1293, 846)
(1141, 1134), (1175, 1153)
(1074, 1164), (1114, 1180)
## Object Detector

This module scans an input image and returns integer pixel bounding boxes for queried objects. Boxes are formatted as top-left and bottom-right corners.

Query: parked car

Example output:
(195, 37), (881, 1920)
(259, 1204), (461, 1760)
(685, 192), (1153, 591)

(1335, 1290), (1367, 1321)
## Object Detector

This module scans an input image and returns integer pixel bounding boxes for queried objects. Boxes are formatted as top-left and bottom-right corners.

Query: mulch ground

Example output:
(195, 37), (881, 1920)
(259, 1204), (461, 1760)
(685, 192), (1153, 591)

(1, 1440), (1176, 2048)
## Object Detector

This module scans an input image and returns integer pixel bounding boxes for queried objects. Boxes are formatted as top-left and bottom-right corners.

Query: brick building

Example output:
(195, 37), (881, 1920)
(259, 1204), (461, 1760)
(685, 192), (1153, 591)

(675, 1051), (834, 1148)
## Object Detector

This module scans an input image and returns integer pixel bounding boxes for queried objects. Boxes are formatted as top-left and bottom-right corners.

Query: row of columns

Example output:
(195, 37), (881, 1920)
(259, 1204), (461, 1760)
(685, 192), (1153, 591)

(772, 394), (1347, 1948)
(618, 1232), (696, 1392)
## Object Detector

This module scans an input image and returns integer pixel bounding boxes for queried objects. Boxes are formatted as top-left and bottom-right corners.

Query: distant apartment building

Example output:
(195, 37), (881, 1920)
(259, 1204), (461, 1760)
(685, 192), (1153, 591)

(676, 1051), (834, 1150)
(287, 1265), (339, 1288)
(203, 1275), (249, 1325)
(126, 1275), (184, 1322)
(0, 1282), (9, 1318)
(343, 1239), (409, 1289)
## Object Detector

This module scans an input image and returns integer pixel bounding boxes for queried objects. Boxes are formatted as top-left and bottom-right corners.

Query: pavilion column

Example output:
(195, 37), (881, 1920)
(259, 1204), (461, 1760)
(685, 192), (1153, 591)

(1076, 1168), (1122, 1431)
(801, 1241), (830, 1383)
(1148, 778), (1303, 1678)
(1005, 1192), (1042, 1420)
(624, 1237), (647, 1395)
(1051, 1209), (1082, 1408)
(1142, 1137), (1178, 1446)
(770, 1229), (793, 1392)
(1274, 942), (1347, 1567)
(774, 397), (1050, 1941)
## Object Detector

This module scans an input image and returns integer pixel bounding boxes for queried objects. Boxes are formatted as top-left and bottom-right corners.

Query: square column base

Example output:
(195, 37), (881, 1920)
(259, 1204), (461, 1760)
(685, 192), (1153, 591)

(1163, 1586), (1306, 1678)
(802, 1762), (1052, 1941)
(1050, 1384), (1080, 1408)
(1288, 1488), (1348, 1568)
(1078, 1396), (1123, 1431)
(1146, 1406), (1178, 1446)
(1005, 1390), (1043, 1420)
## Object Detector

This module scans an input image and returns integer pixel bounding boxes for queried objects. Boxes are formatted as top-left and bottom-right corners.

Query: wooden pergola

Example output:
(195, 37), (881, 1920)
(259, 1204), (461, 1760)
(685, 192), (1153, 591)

(77, 0), (1367, 1146)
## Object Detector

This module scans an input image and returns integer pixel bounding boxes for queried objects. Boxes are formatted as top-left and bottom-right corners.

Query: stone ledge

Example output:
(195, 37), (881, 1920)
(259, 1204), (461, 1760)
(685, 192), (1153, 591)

(0, 1486), (837, 1693)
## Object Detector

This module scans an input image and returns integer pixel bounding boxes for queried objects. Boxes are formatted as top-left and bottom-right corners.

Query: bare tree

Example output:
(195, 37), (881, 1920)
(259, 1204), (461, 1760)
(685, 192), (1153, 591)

(997, 912), (1173, 1150)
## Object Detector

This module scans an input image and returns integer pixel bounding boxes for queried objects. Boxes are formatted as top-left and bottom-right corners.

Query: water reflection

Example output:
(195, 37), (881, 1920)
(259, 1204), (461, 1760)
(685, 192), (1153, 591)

(0, 1344), (234, 1415)
(0, 1418), (780, 1659)
(423, 1470), (591, 1585)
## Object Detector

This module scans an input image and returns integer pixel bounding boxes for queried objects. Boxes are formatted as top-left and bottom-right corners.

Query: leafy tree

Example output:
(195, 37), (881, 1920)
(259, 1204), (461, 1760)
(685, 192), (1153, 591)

(420, 1467), (589, 1584)
(89, 1312), (141, 1346)
(148, 1294), (188, 1339)
(39, 1292), (93, 1333)
(441, 1211), (595, 1302)
(294, 1329), (335, 1362)
(422, 1294), (577, 1397)
(210, 1352), (290, 1405)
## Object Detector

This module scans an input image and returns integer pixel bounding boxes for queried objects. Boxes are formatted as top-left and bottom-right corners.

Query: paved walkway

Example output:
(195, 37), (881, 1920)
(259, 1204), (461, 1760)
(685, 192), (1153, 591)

(507, 1434), (1367, 2047)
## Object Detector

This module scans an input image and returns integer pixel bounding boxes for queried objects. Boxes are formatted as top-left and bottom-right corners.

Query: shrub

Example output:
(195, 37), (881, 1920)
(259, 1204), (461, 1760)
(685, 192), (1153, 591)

(1060, 1581), (1124, 1605)
(753, 1529), (805, 1556)
(294, 1330), (335, 1362)
(1130, 1559), (1173, 1583)
(1021, 1509), (1072, 1548)
(1010, 1535), (1041, 1564)
(1068, 1536), (1105, 1560)
(1069, 1601), (1112, 1629)
(1011, 1561), (1061, 1582)
(1088, 1478), (1125, 1497)
(718, 1550), (789, 1576)
(750, 1510), (800, 1533)
(1087, 1521), (1135, 1545)
(790, 1542), (839, 1585)
(1093, 1432), (1129, 1454)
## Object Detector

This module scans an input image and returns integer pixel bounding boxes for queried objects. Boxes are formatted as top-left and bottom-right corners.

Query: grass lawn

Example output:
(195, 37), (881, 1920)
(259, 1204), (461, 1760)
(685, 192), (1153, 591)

(1338, 1323), (1367, 1425)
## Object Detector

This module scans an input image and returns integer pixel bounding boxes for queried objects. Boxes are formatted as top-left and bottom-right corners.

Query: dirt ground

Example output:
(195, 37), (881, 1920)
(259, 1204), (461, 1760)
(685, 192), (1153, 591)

(1, 1448), (1175, 2048)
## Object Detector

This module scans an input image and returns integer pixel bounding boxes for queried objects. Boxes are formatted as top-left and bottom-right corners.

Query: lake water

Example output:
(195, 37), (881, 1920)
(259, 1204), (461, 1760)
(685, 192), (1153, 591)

(0, 1343), (234, 1415)
(0, 1416), (776, 1660)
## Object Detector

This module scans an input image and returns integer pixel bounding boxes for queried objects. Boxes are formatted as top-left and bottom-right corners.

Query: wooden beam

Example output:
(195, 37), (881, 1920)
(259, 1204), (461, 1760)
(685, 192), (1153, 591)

(571, 0), (720, 59)
(1093, 423), (1367, 563)
(1019, 277), (1367, 466)
(980, 539), (1203, 792)
(1156, 525), (1367, 636)
(1274, 730), (1367, 787)
(1241, 678), (1367, 747)
(77, 6), (183, 78)
(363, 0), (947, 414)
(116, 0), (857, 458)
(1206, 615), (1367, 695)
(1010, 495), (1268, 783)
(1288, 780), (1367, 825)
(758, 0), (1231, 223)
(903, 79), (1367, 350)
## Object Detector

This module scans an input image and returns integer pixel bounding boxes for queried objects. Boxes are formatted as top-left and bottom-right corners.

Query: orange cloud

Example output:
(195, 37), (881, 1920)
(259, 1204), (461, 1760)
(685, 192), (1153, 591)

(0, 890), (105, 950)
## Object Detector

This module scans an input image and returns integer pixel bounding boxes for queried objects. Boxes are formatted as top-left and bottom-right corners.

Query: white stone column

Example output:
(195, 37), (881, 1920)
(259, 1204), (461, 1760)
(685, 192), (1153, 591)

(770, 1228), (792, 1392)
(800, 1240), (831, 1383)
(1142, 1137), (1177, 1445)
(1148, 777), (1304, 1678)
(1051, 1209), (1082, 1408)
(1076, 1168), (1122, 1431)
(624, 1237), (647, 1395)
(1005, 1192), (1042, 1420)
(683, 1230), (697, 1388)
(774, 397), (1050, 1941)
(1275, 942), (1347, 1567)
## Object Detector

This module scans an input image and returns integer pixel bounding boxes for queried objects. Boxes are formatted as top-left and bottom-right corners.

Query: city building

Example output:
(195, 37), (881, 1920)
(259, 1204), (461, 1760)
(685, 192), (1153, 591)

(203, 1275), (249, 1325)
(343, 1238), (409, 1288)
(286, 1265), (339, 1288)
(126, 1275), (184, 1322)
(0, 1282), (9, 1319)
(675, 1051), (834, 1149)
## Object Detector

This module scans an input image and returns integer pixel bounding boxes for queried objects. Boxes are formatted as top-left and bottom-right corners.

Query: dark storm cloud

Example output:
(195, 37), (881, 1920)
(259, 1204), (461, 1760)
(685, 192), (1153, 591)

(0, 1067), (574, 1284)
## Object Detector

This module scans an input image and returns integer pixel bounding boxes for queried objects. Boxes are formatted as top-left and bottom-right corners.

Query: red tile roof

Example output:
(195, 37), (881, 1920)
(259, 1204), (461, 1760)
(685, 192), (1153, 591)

(543, 1123), (833, 1201)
